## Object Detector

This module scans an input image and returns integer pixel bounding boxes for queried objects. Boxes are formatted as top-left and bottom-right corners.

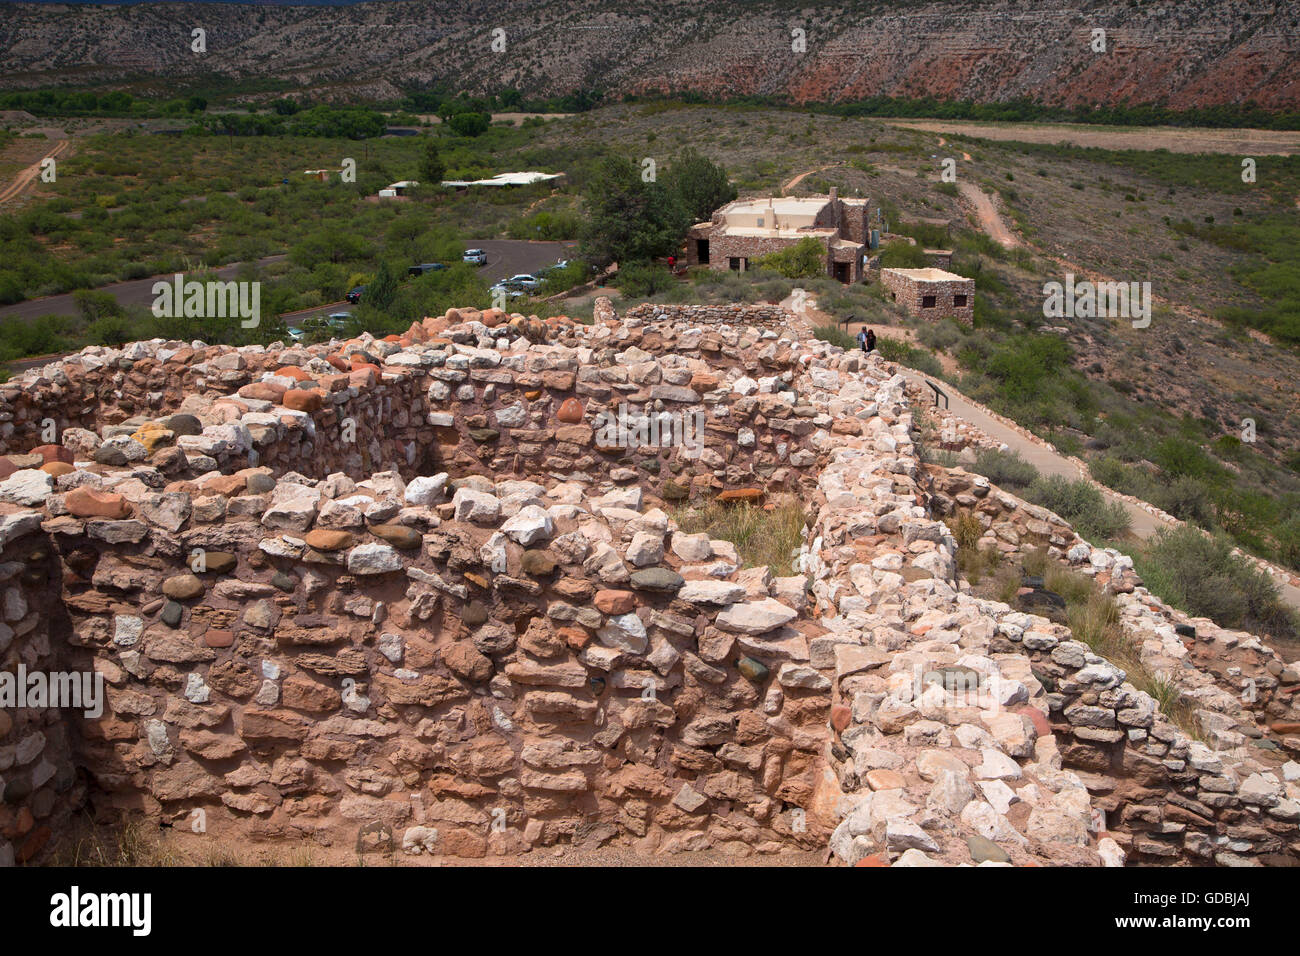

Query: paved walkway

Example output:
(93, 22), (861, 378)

(901, 370), (1300, 611)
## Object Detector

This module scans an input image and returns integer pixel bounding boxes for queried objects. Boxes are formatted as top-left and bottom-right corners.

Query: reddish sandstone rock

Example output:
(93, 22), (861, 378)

(830, 704), (852, 733)
(856, 854), (889, 867)
(1015, 705), (1051, 738)
(276, 365), (309, 381)
(369, 524), (422, 550)
(349, 367), (378, 388)
(203, 629), (235, 649)
(283, 389), (323, 412)
(325, 354), (349, 371)
(238, 382), (286, 403)
(65, 487), (131, 519)
(41, 461), (74, 478)
(718, 488), (764, 503)
(305, 528), (354, 552)
(31, 444), (73, 465)
(558, 626), (591, 651)
(556, 398), (584, 424)
(442, 641), (493, 682)
(594, 589), (635, 615)
(203, 474), (247, 497)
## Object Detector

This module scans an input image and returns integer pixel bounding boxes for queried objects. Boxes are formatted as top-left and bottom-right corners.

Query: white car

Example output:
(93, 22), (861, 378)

(489, 282), (528, 300)
(463, 249), (487, 266)
(504, 273), (541, 291)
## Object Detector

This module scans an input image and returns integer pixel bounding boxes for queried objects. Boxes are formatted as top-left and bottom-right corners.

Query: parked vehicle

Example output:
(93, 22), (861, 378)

(345, 285), (365, 304)
(503, 273), (541, 291)
(463, 249), (487, 266)
(408, 263), (447, 277)
(489, 281), (528, 300)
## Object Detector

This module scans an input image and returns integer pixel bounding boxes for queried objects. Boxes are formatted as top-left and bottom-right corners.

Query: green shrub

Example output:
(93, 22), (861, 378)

(1135, 525), (1298, 641)
(754, 236), (827, 279)
(1024, 474), (1131, 540)
(874, 336), (942, 376)
(969, 449), (1040, 490)
(878, 241), (928, 269)
(813, 324), (855, 350)
(614, 262), (676, 298)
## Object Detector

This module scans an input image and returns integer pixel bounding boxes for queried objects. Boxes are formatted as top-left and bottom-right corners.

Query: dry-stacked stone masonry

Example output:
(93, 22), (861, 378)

(0, 300), (1297, 865)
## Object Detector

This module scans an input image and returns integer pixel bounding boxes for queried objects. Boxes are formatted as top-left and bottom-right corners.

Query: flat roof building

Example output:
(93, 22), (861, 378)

(881, 267), (975, 324)
(686, 188), (871, 284)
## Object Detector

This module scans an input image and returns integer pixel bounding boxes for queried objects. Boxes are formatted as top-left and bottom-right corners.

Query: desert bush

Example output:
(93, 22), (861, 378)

(813, 324), (855, 350)
(1024, 474), (1131, 540)
(1135, 525), (1298, 641)
(874, 336), (942, 376)
(754, 236), (827, 279)
(969, 449), (1039, 490)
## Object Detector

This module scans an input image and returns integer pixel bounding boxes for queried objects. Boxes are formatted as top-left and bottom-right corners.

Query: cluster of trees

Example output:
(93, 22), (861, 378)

(579, 148), (735, 268)
(399, 87), (604, 117)
(0, 89), (211, 118)
(199, 105), (388, 139)
(620, 90), (1300, 131)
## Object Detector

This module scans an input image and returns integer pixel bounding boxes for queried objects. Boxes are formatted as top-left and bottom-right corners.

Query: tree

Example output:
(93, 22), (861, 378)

(366, 260), (399, 312)
(448, 112), (490, 137)
(419, 136), (445, 185)
(186, 95), (208, 113)
(879, 240), (928, 269)
(668, 147), (736, 223)
(755, 236), (827, 279)
(578, 156), (688, 269)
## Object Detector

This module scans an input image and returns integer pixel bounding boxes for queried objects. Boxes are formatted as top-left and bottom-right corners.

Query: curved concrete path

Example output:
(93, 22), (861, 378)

(901, 370), (1300, 612)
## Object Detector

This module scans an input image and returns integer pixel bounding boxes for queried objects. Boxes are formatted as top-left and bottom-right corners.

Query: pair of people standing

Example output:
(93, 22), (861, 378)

(857, 327), (876, 353)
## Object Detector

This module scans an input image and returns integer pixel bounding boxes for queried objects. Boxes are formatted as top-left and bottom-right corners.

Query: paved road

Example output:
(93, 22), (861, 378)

(0, 255), (287, 323)
(468, 238), (575, 284)
(0, 239), (576, 326)
(903, 369), (1300, 612)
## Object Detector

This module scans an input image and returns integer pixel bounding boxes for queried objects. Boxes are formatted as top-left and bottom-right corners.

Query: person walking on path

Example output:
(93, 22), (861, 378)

(857, 328), (868, 352)
(865, 328), (876, 353)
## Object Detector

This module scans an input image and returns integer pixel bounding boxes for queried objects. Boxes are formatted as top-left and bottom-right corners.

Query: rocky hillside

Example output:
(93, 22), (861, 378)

(1, 0), (1297, 110)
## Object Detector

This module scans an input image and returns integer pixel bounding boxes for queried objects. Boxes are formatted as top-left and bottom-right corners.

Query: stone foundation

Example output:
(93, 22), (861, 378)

(0, 298), (1296, 865)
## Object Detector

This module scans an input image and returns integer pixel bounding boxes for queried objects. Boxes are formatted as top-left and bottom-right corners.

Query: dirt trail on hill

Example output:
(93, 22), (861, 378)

(0, 138), (69, 205)
(782, 163), (842, 195)
(957, 182), (1018, 248)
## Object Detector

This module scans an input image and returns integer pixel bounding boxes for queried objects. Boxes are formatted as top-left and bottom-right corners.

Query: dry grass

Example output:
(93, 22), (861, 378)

(946, 512), (1002, 584)
(671, 497), (808, 575)
(44, 816), (326, 867)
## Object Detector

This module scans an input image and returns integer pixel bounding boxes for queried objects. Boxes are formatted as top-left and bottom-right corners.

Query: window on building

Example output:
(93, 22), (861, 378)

(953, 294), (968, 307)
(921, 295), (936, 308)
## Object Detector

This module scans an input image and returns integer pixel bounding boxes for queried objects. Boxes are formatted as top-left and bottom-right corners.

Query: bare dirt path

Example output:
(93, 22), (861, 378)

(958, 181), (1018, 249)
(782, 163), (842, 195)
(0, 138), (69, 205)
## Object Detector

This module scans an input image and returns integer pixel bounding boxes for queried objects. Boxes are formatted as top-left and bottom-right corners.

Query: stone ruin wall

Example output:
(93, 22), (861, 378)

(0, 301), (1297, 866)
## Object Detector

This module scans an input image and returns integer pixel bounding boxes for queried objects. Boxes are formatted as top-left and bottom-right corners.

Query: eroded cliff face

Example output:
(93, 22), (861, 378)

(1, 0), (1296, 110)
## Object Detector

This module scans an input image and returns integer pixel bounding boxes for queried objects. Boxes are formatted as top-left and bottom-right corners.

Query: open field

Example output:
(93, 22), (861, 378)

(886, 119), (1300, 156)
